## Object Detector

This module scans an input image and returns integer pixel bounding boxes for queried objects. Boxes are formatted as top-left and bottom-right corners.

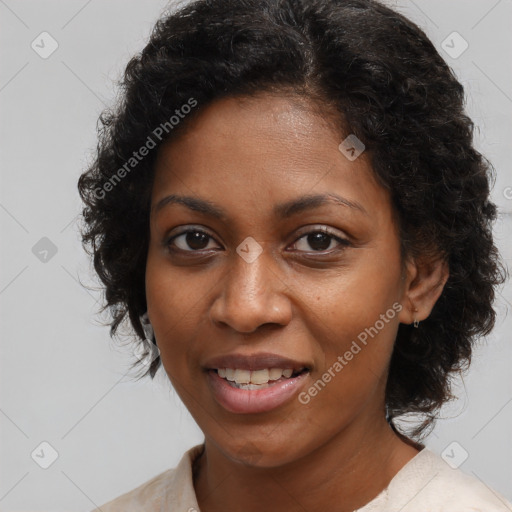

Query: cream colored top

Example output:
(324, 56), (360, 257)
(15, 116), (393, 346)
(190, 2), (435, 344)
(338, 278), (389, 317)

(93, 444), (512, 511)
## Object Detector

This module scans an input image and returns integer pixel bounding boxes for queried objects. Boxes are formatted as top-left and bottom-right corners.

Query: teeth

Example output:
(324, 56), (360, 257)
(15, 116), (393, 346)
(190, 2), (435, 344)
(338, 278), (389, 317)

(234, 369), (251, 384)
(231, 382), (271, 390)
(217, 367), (302, 385)
(269, 368), (283, 380)
(250, 369), (269, 384)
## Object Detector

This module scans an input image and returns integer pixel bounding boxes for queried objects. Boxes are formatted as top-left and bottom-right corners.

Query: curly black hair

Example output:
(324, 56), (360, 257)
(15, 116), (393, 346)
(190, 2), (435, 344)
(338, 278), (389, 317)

(77, 0), (506, 439)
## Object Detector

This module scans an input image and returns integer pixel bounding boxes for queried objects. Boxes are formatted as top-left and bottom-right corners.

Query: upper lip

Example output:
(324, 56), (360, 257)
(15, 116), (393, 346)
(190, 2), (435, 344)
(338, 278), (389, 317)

(203, 352), (311, 372)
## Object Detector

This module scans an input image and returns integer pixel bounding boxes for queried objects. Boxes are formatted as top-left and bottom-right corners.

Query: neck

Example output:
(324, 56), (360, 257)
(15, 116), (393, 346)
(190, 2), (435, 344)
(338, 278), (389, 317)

(194, 414), (421, 512)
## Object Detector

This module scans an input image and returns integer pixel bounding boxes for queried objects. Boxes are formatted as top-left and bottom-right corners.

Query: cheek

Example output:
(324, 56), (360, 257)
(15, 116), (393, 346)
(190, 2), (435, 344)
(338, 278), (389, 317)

(302, 250), (402, 336)
(300, 302), (399, 428)
(299, 256), (402, 396)
(145, 254), (199, 375)
(305, 285), (400, 375)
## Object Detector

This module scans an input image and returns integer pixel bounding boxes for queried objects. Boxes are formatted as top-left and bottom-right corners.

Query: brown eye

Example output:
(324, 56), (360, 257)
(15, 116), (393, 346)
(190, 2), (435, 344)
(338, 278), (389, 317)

(167, 229), (220, 252)
(291, 228), (350, 253)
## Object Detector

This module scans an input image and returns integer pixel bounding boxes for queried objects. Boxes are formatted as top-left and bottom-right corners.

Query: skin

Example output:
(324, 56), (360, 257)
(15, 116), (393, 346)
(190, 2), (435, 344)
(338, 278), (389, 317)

(145, 93), (449, 512)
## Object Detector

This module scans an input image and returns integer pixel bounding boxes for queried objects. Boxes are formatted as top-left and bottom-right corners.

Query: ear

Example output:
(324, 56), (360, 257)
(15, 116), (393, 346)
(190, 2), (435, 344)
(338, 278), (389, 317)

(398, 255), (449, 325)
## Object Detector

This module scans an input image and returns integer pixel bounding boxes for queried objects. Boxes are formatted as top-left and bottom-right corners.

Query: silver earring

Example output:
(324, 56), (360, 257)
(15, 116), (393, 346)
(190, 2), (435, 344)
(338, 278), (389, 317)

(413, 307), (419, 328)
(137, 312), (160, 366)
(140, 312), (155, 344)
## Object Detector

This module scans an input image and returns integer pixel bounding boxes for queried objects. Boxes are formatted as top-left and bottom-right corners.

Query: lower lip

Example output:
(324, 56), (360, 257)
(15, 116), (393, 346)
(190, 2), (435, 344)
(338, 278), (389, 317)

(206, 370), (309, 414)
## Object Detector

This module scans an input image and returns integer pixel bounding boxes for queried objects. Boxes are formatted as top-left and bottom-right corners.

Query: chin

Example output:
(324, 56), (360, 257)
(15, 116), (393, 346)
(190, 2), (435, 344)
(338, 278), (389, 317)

(214, 435), (310, 469)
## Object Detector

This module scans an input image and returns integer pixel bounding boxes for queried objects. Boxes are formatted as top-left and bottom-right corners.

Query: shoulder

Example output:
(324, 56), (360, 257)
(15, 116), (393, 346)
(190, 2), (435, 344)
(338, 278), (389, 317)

(384, 447), (512, 512)
(90, 468), (174, 512)
(90, 444), (204, 512)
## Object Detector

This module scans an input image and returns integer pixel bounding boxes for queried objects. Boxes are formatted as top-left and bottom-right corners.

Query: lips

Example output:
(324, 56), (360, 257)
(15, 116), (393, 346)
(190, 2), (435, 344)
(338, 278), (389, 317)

(203, 352), (312, 414)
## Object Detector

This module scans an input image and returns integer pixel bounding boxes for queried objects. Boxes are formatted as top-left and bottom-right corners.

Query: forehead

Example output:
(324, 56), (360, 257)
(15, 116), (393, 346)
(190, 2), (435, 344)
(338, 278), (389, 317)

(157, 93), (343, 163)
(151, 93), (389, 221)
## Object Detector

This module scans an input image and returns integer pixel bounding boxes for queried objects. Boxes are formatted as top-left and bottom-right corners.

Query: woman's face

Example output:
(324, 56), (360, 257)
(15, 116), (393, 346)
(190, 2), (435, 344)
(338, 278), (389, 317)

(146, 93), (412, 467)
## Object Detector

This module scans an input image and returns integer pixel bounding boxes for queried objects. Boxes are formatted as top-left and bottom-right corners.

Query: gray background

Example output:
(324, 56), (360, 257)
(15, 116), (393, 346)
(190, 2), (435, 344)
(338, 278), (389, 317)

(0, 0), (511, 510)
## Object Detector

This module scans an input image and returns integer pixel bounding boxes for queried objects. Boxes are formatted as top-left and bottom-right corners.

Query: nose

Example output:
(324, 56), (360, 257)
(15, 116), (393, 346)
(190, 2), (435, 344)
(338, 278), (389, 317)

(209, 248), (293, 334)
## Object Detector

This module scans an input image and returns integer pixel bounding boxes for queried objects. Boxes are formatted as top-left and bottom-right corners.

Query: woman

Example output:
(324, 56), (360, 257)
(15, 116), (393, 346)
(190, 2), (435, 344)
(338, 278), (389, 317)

(78, 0), (511, 510)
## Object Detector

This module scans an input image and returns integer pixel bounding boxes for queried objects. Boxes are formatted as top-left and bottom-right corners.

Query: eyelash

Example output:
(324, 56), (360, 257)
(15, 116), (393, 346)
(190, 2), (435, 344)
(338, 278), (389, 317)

(165, 226), (350, 255)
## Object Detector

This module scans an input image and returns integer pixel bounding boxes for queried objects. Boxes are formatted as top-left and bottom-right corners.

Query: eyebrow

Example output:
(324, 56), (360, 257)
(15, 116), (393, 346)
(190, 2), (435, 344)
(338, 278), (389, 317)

(153, 192), (368, 219)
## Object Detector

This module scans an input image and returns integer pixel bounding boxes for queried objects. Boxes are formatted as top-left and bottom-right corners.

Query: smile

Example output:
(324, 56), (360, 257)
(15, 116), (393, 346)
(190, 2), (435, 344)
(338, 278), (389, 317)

(207, 367), (310, 414)
(216, 367), (306, 388)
